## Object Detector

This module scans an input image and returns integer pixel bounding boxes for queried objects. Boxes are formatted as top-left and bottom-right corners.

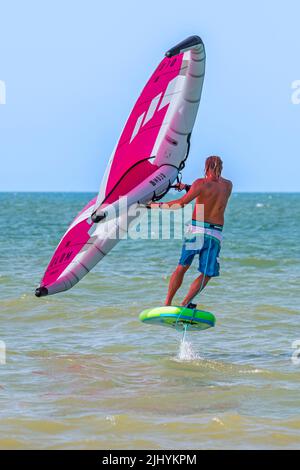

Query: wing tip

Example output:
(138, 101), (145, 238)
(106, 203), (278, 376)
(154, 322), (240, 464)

(165, 35), (203, 58)
(35, 286), (48, 297)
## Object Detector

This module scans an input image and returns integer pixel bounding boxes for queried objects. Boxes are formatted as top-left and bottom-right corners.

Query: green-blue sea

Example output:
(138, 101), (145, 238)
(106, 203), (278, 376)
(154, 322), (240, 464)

(0, 192), (299, 449)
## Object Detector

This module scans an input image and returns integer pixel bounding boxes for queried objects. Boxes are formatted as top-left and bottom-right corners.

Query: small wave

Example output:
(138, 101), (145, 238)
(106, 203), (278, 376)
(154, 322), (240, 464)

(238, 368), (264, 375)
(234, 257), (279, 268)
(212, 417), (225, 426)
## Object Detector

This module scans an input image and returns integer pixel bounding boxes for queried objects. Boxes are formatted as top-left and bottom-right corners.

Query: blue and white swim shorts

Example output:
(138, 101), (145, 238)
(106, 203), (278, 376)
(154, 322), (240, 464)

(178, 221), (223, 277)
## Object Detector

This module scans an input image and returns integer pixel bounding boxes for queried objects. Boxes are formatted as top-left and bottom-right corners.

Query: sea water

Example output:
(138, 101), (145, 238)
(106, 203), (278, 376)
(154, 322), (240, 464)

(0, 192), (299, 449)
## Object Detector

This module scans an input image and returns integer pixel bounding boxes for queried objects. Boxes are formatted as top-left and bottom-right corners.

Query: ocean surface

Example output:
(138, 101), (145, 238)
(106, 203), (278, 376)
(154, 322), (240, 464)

(0, 192), (299, 450)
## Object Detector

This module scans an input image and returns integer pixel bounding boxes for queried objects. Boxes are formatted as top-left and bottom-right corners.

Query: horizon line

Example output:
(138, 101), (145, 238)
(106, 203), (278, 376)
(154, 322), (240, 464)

(0, 190), (300, 194)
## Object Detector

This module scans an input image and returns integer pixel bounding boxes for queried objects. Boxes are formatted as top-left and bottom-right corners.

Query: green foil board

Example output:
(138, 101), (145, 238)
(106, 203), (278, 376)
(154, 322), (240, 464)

(139, 306), (216, 331)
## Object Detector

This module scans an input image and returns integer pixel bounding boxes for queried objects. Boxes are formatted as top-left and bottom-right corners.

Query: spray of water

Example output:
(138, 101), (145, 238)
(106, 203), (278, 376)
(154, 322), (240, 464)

(177, 337), (201, 361)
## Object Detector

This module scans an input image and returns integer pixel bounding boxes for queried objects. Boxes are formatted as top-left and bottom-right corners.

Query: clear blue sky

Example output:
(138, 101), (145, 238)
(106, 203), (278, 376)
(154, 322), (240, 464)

(0, 0), (299, 192)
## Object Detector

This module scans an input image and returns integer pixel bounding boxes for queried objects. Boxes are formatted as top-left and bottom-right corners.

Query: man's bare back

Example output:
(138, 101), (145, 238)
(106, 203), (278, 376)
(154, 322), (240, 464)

(158, 174), (232, 226)
(192, 176), (232, 226)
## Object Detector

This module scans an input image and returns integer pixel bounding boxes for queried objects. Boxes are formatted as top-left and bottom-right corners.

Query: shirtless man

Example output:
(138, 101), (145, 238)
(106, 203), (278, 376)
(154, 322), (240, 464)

(148, 156), (232, 307)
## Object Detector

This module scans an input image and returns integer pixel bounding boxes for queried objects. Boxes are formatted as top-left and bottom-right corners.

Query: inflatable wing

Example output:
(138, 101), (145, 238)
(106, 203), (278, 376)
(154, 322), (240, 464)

(35, 35), (206, 297)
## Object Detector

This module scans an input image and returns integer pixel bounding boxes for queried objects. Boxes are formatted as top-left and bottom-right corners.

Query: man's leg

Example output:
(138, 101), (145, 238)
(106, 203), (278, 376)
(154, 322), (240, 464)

(181, 274), (211, 306)
(165, 265), (190, 306)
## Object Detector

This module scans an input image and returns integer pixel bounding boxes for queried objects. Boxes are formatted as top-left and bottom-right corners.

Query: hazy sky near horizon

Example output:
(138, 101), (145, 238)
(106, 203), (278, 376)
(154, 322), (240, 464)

(0, 0), (299, 192)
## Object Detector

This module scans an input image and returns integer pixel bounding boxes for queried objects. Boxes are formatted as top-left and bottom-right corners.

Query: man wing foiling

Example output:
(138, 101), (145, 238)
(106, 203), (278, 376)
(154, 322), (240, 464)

(147, 155), (233, 307)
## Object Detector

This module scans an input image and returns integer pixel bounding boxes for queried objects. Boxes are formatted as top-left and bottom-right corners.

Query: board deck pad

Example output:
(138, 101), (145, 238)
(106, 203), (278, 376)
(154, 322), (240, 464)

(139, 306), (216, 331)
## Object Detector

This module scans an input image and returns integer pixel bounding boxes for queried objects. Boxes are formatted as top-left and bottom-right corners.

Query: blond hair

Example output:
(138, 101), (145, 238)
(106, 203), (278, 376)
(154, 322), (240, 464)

(205, 156), (223, 178)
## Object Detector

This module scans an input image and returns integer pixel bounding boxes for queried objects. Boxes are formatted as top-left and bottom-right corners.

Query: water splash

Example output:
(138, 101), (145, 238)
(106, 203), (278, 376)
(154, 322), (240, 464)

(105, 415), (116, 426)
(177, 338), (201, 361)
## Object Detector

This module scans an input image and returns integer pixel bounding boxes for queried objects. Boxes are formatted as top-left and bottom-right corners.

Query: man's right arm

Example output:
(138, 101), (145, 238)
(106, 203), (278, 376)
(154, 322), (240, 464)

(176, 179), (204, 206)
